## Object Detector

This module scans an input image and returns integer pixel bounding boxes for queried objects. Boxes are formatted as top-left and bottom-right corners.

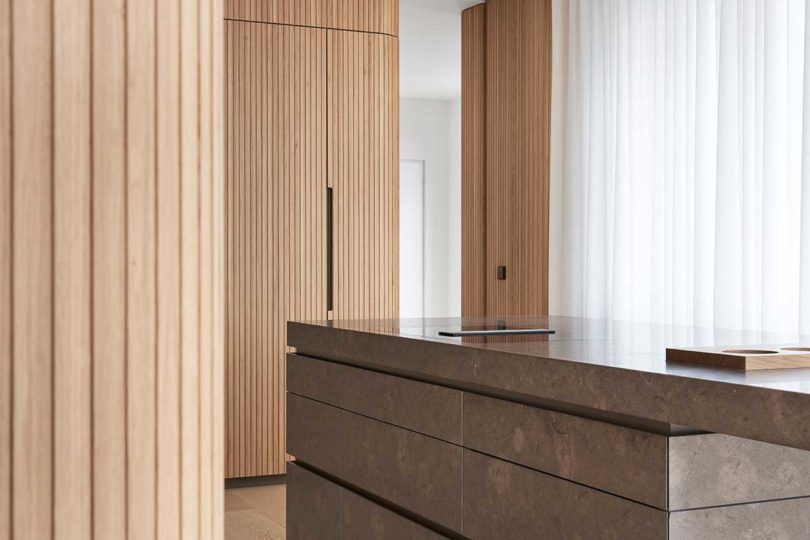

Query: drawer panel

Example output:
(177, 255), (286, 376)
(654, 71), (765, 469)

(287, 393), (463, 532)
(463, 392), (668, 508)
(342, 489), (447, 539)
(462, 450), (667, 539)
(287, 393), (342, 475)
(287, 462), (447, 540)
(288, 352), (342, 405)
(341, 410), (462, 532)
(288, 353), (462, 443)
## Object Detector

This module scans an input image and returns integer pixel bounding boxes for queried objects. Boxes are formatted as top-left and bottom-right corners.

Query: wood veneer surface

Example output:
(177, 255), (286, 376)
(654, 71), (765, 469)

(2, 0), (225, 537)
(225, 20), (327, 478)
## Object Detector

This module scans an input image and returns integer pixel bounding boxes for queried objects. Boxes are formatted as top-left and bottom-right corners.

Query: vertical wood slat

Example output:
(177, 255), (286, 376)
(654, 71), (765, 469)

(126, 0), (158, 536)
(204, 0), (226, 533)
(216, 0), (226, 522)
(180, 0), (201, 535)
(2, 0), (224, 538)
(0, 0), (10, 533)
(224, 0), (399, 37)
(198, 0), (218, 540)
(329, 30), (399, 322)
(225, 20), (326, 478)
(92, 0), (128, 536)
(156, 0), (182, 534)
(486, 0), (551, 316)
(461, 4), (487, 317)
(11, 0), (53, 538)
(53, 0), (93, 537)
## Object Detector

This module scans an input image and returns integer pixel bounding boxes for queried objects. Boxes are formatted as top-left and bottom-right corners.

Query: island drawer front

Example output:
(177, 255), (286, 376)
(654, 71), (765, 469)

(287, 393), (464, 532)
(342, 488), (448, 539)
(287, 393), (342, 475)
(288, 353), (463, 444)
(669, 433), (810, 510)
(462, 450), (668, 539)
(287, 461), (342, 540)
(288, 462), (447, 540)
(462, 392), (669, 508)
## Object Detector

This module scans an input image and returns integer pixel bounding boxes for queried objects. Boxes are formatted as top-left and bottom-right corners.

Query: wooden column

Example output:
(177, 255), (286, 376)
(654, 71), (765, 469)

(461, 0), (551, 317)
(1, 0), (225, 537)
(486, 0), (551, 316)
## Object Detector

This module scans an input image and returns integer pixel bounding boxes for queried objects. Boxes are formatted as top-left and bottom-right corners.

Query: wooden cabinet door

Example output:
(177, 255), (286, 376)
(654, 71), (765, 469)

(328, 30), (399, 320)
(225, 21), (326, 478)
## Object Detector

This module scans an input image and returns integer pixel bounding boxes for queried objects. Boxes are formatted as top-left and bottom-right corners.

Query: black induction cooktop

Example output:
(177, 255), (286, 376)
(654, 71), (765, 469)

(437, 324), (556, 337)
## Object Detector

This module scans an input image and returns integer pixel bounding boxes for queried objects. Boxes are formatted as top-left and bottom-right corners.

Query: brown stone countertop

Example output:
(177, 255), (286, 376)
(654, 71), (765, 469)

(288, 316), (810, 452)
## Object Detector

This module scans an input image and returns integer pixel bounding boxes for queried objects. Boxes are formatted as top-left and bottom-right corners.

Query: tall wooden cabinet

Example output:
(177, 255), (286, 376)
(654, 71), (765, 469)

(225, 2), (398, 478)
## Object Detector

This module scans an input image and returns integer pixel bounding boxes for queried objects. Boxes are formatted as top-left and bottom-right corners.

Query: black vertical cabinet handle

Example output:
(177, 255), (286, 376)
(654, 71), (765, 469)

(327, 187), (333, 311)
(497, 266), (507, 280)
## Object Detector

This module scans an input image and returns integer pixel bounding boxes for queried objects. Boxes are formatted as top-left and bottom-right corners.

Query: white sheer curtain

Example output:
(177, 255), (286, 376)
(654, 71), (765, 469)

(550, 0), (810, 333)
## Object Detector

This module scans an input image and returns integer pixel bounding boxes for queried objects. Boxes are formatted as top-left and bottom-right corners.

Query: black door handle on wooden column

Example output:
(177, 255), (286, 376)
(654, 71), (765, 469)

(327, 187), (334, 311)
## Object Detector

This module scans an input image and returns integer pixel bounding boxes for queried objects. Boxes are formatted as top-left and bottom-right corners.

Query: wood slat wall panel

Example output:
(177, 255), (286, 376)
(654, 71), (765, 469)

(461, 4), (487, 317)
(329, 30), (399, 322)
(485, 0), (551, 316)
(225, 21), (327, 478)
(225, 0), (398, 37)
(2, 0), (224, 537)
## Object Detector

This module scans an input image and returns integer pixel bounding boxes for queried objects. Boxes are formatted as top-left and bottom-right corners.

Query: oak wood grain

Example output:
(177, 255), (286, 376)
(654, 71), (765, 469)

(225, 21), (327, 478)
(2, 0), (224, 537)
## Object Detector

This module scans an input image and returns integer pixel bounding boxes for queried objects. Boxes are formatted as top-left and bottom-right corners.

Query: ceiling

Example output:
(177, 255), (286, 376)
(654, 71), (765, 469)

(399, 0), (485, 100)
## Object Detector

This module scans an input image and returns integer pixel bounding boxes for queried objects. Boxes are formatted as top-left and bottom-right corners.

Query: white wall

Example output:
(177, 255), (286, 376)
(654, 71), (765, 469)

(400, 98), (462, 318)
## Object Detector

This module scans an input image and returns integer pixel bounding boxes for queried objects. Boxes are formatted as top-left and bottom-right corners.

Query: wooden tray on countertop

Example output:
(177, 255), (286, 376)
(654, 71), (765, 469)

(666, 346), (810, 370)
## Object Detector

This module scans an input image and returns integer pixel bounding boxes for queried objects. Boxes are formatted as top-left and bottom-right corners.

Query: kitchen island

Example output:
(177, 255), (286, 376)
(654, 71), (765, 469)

(286, 316), (810, 539)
